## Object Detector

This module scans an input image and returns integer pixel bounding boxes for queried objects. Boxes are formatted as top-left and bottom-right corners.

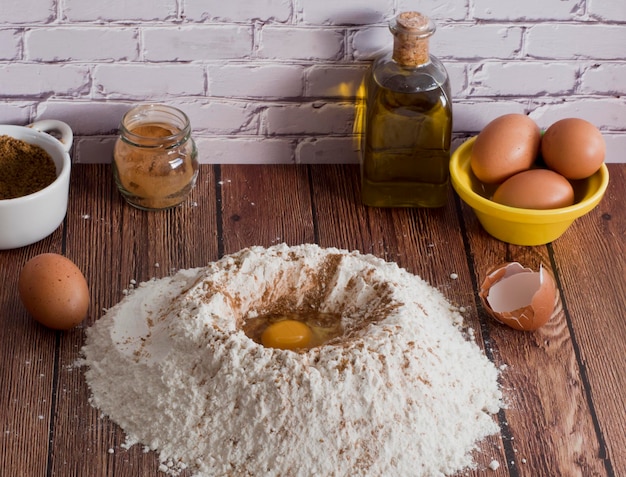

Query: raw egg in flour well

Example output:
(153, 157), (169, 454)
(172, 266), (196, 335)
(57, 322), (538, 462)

(18, 253), (90, 330)
(244, 311), (344, 350)
(261, 319), (313, 350)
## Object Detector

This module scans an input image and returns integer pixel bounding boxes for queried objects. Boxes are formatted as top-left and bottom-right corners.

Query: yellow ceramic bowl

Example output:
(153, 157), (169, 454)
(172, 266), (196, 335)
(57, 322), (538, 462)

(450, 136), (610, 246)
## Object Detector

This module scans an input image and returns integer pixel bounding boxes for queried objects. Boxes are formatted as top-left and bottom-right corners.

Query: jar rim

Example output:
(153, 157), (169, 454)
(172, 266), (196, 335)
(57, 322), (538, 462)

(119, 103), (191, 146)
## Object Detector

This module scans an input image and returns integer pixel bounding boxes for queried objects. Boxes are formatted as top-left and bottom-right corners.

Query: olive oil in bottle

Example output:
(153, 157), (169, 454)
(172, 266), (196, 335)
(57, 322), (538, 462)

(361, 12), (452, 208)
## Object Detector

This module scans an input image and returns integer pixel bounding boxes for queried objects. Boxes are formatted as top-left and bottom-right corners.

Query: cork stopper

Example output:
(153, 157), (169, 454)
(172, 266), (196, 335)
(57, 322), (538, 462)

(391, 12), (436, 67)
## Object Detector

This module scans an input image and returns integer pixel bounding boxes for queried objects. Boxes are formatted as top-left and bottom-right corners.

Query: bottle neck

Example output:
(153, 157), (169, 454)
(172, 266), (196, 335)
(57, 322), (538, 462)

(390, 11), (435, 67)
(392, 36), (430, 67)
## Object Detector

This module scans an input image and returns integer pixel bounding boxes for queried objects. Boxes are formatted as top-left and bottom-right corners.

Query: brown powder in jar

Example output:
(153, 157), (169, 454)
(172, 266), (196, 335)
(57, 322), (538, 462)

(114, 123), (196, 210)
(0, 135), (57, 200)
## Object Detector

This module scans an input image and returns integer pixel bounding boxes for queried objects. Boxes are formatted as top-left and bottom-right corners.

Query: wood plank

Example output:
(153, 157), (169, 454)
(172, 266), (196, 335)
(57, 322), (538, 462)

(457, 172), (611, 476)
(0, 163), (623, 477)
(0, 211), (66, 476)
(550, 164), (626, 476)
(48, 164), (157, 476)
(47, 164), (219, 476)
(219, 164), (315, 253)
(308, 164), (510, 476)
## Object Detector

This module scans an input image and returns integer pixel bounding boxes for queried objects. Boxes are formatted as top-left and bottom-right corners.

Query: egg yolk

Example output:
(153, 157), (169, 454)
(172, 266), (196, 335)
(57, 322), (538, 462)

(261, 320), (312, 350)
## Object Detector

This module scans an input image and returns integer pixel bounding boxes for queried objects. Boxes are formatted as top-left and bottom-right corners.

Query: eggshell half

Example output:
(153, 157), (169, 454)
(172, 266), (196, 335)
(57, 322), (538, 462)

(479, 262), (557, 331)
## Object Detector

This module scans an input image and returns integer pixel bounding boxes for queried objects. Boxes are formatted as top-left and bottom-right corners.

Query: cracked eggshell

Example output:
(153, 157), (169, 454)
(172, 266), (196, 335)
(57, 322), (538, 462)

(479, 262), (557, 331)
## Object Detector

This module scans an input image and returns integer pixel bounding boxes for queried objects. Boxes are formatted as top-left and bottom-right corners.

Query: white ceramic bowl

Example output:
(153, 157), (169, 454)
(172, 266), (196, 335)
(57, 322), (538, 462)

(0, 120), (73, 250)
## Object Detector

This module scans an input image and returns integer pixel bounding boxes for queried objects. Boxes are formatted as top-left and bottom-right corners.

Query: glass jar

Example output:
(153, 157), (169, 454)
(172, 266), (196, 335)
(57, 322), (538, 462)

(113, 104), (199, 210)
(360, 11), (452, 208)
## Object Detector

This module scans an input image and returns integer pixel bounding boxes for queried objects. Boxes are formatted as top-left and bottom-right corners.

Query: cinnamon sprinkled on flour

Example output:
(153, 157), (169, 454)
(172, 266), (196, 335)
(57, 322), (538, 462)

(81, 244), (503, 477)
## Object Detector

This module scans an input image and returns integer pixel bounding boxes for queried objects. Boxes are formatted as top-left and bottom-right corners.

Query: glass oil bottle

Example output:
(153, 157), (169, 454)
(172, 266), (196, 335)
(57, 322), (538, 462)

(361, 12), (452, 207)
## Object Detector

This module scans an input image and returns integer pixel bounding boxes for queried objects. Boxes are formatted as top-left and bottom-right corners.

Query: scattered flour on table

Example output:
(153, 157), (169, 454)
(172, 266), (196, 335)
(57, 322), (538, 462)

(80, 244), (503, 477)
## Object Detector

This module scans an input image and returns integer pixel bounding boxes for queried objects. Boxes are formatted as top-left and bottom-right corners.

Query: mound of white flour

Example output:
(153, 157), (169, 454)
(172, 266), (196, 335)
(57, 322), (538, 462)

(81, 244), (502, 477)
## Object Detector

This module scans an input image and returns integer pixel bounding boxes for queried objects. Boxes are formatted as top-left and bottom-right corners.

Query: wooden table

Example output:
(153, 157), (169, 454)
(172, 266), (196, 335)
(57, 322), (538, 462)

(1, 163), (624, 477)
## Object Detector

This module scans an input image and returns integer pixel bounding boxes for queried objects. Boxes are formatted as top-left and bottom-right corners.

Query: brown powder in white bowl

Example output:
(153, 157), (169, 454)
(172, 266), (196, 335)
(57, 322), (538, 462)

(0, 135), (56, 200)
(81, 244), (502, 476)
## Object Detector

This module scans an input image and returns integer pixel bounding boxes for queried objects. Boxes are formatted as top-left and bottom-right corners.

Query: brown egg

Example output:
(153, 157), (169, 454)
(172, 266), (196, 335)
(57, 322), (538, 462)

(541, 118), (605, 179)
(18, 253), (90, 330)
(479, 262), (558, 331)
(492, 169), (575, 209)
(470, 113), (541, 184)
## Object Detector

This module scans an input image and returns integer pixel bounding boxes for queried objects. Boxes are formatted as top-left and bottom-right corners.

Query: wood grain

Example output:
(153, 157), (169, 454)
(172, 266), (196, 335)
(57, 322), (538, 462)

(219, 164), (316, 253)
(550, 164), (626, 477)
(0, 163), (623, 477)
(458, 186), (616, 476)
(309, 165), (509, 476)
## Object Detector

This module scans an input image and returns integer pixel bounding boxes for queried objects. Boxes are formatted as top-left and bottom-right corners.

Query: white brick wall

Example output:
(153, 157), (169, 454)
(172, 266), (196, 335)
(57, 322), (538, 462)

(1, 0), (624, 164)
